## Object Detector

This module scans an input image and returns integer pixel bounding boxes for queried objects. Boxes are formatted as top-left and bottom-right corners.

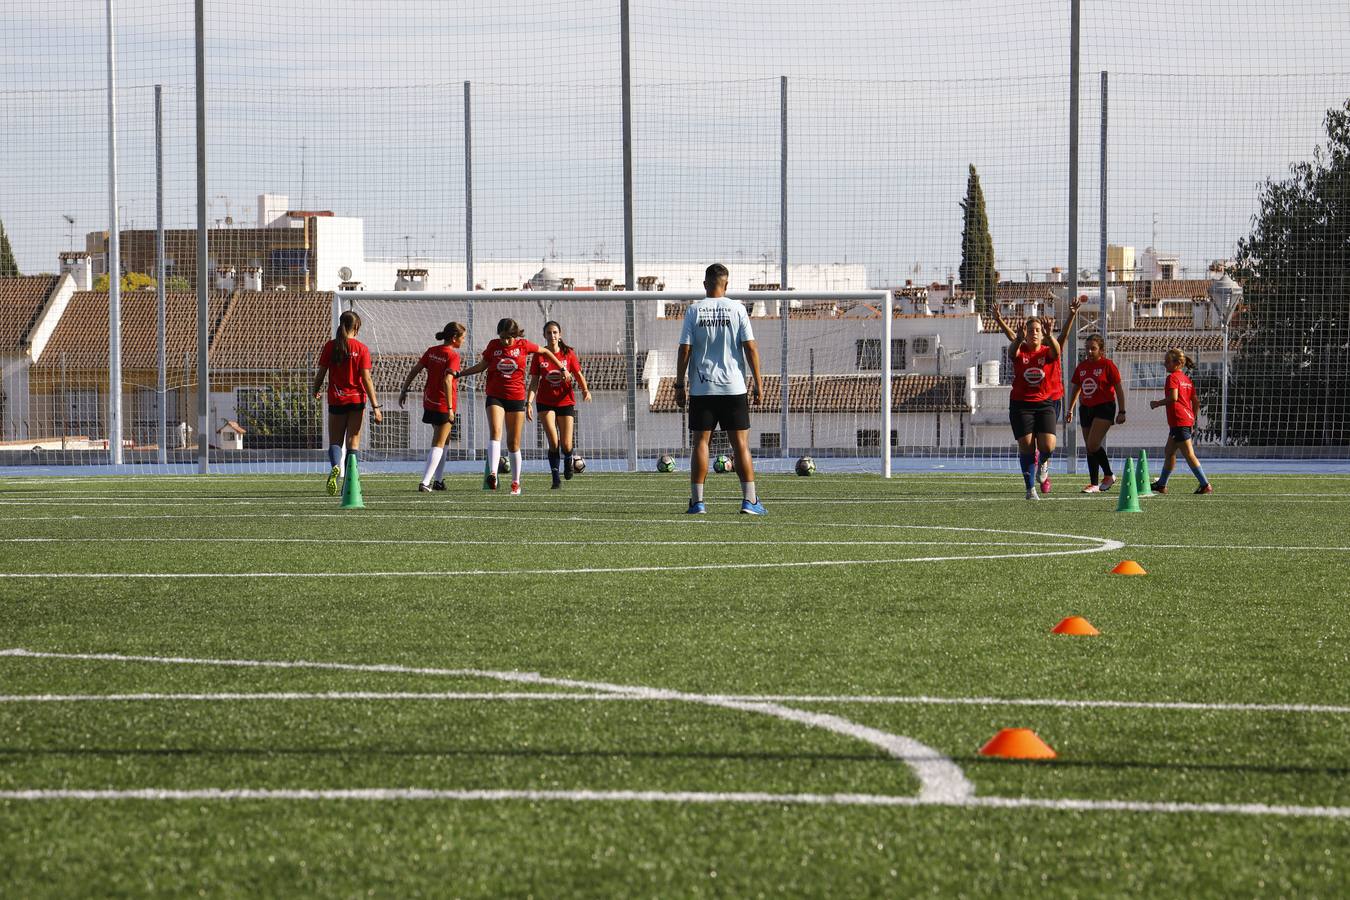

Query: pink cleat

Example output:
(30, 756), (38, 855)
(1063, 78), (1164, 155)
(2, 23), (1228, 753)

(1100, 475), (1116, 491)
(1081, 483), (1101, 493)
(510, 482), (522, 496)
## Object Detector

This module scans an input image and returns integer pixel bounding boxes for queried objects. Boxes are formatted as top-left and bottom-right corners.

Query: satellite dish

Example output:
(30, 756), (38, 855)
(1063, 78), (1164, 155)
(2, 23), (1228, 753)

(338, 266), (353, 281)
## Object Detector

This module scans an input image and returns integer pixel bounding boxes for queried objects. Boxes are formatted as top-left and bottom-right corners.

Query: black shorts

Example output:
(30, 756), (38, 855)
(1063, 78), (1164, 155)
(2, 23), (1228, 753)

(689, 393), (750, 433)
(486, 396), (527, 414)
(1168, 425), (1194, 443)
(421, 408), (453, 426)
(536, 403), (577, 418)
(1009, 399), (1058, 439)
(1078, 401), (1117, 427)
(328, 402), (365, 415)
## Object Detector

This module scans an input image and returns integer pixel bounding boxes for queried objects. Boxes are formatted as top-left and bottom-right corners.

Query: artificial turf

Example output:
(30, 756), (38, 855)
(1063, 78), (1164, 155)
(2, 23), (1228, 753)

(0, 471), (1346, 896)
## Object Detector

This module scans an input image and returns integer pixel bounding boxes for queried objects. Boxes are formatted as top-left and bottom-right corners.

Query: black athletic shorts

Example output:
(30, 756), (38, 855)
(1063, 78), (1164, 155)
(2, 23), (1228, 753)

(486, 396), (527, 414)
(421, 408), (453, 426)
(689, 393), (750, 433)
(1009, 399), (1058, 439)
(328, 402), (365, 415)
(1078, 401), (1117, 427)
(536, 403), (577, 418)
(1168, 425), (1194, 443)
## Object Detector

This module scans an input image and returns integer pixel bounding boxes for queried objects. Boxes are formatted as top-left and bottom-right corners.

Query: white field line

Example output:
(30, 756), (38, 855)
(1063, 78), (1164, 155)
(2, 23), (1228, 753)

(0, 524), (1122, 577)
(0, 788), (1345, 819)
(1129, 543), (1350, 552)
(0, 648), (972, 803)
(3, 689), (1346, 716)
(0, 537), (1083, 549)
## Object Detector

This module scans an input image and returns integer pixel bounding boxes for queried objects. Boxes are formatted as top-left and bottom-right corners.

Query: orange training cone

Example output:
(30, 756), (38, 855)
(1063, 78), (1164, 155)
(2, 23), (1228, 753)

(979, 728), (1057, 760)
(1051, 615), (1100, 636)
(1111, 560), (1147, 576)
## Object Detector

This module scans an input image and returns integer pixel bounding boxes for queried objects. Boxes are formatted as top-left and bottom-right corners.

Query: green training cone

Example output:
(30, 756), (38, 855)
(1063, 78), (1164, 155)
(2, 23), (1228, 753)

(1115, 457), (1141, 513)
(341, 453), (365, 508)
(1136, 449), (1154, 497)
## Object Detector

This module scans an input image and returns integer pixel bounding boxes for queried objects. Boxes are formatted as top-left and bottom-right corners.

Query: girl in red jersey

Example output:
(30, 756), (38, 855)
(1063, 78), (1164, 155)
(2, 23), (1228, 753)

(455, 317), (571, 495)
(1148, 348), (1212, 494)
(398, 321), (465, 492)
(526, 320), (592, 489)
(992, 296), (1083, 499)
(311, 310), (382, 496)
(1065, 333), (1127, 493)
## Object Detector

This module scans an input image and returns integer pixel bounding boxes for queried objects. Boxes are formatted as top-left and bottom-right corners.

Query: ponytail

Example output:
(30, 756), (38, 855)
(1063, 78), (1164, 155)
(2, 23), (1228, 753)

(1165, 347), (1194, 371)
(333, 310), (361, 364)
(436, 321), (466, 344)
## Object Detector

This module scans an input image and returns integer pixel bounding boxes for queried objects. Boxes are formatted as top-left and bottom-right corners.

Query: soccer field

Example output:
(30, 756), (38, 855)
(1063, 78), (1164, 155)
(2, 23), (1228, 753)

(1, 471), (1347, 896)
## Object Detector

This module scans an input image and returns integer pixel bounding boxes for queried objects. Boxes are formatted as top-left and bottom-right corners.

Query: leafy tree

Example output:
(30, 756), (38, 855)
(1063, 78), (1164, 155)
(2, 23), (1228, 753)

(1208, 100), (1350, 446)
(166, 275), (191, 292)
(235, 376), (323, 450)
(94, 271), (158, 292)
(959, 164), (996, 314)
(0, 218), (18, 276)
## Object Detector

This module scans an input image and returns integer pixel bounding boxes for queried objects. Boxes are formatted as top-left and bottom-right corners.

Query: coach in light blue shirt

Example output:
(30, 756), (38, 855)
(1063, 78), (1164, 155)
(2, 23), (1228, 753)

(674, 263), (766, 516)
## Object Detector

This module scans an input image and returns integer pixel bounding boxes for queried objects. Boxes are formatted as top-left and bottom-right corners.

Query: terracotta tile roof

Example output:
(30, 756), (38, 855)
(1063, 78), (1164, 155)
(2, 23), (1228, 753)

(208, 291), (333, 371)
(578, 352), (649, 391)
(1113, 333), (1228, 354)
(0, 275), (57, 352)
(1125, 315), (1196, 331)
(650, 374), (968, 414)
(33, 290), (230, 369)
(979, 315), (1060, 333)
(995, 282), (1058, 301)
(371, 353), (422, 392)
(1126, 279), (1213, 301)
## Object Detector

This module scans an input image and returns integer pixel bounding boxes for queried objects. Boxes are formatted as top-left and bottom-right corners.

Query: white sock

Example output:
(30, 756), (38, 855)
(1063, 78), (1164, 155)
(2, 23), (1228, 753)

(488, 439), (501, 475)
(433, 449), (448, 482)
(421, 447), (443, 486)
(691, 482), (704, 502)
(510, 450), (523, 484)
(742, 480), (757, 504)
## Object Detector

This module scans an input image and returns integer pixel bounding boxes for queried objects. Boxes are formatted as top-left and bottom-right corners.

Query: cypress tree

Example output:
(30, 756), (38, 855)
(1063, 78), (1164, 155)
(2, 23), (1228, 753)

(0, 218), (18, 277)
(959, 164), (996, 314)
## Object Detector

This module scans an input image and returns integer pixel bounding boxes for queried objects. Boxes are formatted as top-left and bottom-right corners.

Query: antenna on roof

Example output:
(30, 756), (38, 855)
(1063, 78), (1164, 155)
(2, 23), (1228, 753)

(62, 214), (76, 250)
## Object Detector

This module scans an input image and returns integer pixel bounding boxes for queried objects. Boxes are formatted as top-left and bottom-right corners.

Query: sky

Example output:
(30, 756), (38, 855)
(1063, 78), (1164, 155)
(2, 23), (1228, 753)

(2, 0), (1348, 285)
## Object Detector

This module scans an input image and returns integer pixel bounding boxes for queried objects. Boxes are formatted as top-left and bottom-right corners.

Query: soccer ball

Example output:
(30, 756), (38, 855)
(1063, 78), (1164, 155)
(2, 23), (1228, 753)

(571, 455), (586, 475)
(656, 454), (676, 473)
(795, 456), (816, 476)
(713, 454), (734, 474)
(498, 455), (510, 474)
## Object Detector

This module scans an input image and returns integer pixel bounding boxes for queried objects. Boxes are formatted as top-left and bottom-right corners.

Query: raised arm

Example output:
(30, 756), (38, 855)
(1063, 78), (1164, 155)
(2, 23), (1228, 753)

(991, 303), (1017, 343)
(1058, 295), (1085, 346)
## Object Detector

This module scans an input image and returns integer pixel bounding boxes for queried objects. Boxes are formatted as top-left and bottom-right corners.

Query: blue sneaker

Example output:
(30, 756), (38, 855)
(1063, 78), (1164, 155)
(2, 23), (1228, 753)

(740, 500), (767, 516)
(685, 500), (706, 515)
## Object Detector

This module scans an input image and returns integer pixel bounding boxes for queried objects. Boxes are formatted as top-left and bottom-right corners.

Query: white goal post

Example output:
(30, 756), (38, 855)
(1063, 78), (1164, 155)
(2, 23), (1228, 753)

(334, 289), (897, 477)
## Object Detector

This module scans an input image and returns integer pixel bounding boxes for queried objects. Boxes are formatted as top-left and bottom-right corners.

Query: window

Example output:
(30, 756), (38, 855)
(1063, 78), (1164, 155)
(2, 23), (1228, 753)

(1131, 362), (1169, 390)
(758, 432), (781, 450)
(856, 338), (907, 371)
(856, 429), (899, 449)
(999, 346), (1014, 385)
(369, 410), (409, 452)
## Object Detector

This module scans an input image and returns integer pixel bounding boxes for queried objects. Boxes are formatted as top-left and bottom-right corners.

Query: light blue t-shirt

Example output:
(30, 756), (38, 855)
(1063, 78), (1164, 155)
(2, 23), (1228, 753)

(679, 297), (755, 396)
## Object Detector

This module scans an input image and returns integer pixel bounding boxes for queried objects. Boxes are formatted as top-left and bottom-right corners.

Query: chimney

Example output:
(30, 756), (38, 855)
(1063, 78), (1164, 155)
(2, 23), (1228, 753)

(214, 266), (237, 292)
(1047, 267), (1064, 283)
(241, 266), (262, 291)
(395, 268), (429, 291)
(59, 251), (92, 291)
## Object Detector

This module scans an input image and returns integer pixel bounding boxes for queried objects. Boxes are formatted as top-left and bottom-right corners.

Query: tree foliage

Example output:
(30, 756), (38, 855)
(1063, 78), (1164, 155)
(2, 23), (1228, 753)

(1208, 100), (1350, 446)
(959, 165), (996, 314)
(94, 271), (158, 292)
(0, 218), (18, 276)
(235, 376), (323, 450)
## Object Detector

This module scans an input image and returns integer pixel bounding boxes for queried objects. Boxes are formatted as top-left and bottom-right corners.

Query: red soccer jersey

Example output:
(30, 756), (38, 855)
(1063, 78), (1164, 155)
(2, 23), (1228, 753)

(1165, 369), (1197, 427)
(482, 338), (540, 401)
(1010, 343), (1058, 403)
(318, 338), (372, 405)
(1071, 358), (1121, 407)
(531, 347), (581, 407)
(419, 345), (461, 413)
